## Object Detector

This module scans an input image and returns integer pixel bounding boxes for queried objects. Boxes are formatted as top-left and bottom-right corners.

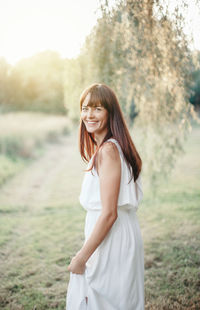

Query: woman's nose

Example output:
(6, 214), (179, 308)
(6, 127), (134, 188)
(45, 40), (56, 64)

(87, 108), (94, 118)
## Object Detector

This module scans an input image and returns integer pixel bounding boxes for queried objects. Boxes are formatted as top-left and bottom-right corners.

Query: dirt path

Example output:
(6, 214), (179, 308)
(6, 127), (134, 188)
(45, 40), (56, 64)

(0, 131), (84, 212)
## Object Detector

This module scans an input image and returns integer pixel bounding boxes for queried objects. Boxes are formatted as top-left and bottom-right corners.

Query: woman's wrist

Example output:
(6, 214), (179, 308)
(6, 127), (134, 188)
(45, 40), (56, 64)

(75, 250), (88, 264)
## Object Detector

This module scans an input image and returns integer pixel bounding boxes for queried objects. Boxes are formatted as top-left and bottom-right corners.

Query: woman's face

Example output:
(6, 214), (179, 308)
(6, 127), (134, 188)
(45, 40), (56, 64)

(81, 93), (109, 135)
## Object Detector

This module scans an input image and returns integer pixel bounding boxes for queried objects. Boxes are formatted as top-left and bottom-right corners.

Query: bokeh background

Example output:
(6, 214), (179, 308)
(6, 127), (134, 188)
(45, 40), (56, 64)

(0, 0), (199, 309)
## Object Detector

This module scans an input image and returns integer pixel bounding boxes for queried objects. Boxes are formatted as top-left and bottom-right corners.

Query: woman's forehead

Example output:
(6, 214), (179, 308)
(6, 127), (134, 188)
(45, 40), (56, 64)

(82, 93), (91, 106)
(82, 93), (102, 107)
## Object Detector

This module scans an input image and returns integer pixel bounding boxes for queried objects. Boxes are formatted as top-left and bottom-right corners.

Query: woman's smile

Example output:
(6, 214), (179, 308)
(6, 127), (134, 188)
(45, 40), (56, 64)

(86, 120), (98, 124)
(83, 118), (105, 131)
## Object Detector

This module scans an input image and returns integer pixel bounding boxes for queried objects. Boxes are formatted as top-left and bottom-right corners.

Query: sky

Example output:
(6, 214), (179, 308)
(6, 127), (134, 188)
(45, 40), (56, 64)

(0, 0), (102, 65)
(0, 0), (199, 65)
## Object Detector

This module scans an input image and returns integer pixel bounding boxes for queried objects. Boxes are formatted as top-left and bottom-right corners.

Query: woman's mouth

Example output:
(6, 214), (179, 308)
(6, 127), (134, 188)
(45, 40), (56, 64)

(86, 121), (98, 125)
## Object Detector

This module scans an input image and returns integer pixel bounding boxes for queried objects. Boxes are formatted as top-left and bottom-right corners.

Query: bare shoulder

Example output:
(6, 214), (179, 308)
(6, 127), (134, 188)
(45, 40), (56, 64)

(96, 141), (121, 176)
(98, 141), (120, 164)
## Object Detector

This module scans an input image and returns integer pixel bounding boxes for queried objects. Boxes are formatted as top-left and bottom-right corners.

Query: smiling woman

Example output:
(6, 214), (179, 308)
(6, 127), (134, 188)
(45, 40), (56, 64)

(66, 83), (144, 310)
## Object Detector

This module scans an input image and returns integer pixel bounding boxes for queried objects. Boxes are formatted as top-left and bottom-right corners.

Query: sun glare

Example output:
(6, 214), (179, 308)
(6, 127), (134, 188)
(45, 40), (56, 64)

(0, 0), (100, 65)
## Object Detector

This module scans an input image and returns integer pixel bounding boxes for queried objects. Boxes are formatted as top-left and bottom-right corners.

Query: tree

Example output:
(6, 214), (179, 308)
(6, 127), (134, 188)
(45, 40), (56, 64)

(67, 0), (200, 191)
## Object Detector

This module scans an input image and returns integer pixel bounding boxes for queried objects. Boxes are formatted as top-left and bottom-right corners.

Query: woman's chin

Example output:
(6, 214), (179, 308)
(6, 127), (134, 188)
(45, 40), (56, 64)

(86, 128), (95, 134)
(85, 126), (97, 134)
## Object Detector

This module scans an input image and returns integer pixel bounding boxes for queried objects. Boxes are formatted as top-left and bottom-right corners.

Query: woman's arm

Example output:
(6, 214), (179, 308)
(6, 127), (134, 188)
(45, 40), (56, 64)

(67, 142), (121, 274)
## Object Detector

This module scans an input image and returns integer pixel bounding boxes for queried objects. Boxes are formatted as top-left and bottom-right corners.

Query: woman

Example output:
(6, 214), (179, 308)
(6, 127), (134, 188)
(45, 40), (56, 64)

(66, 83), (144, 310)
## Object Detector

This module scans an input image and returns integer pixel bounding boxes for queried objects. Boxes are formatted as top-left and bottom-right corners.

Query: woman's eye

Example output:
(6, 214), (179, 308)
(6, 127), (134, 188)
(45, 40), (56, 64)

(82, 107), (87, 111)
(96, 107), (102, 111)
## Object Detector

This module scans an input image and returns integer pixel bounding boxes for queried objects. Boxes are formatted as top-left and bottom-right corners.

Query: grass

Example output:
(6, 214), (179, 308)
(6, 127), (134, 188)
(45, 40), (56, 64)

(139, 122), (200, 309)
(0, 121), (199, 309)
(0, 204), (85, 310)
(141, 192), (200, 309)
(0, 112), (71, 186)
(0, 155), (26, 187)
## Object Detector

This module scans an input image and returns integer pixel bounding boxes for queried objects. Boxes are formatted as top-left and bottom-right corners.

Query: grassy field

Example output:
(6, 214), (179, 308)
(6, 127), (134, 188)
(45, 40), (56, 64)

(0, 112), (71, 187)
(0, 122), (199, 309)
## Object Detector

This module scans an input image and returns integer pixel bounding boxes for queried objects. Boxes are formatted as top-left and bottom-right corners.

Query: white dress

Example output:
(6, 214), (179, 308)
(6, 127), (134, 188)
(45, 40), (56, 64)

(66, 138), (144, 310)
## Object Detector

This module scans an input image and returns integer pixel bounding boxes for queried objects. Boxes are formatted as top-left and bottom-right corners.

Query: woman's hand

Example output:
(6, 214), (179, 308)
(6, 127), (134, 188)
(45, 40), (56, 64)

(67, 251), (86, 274)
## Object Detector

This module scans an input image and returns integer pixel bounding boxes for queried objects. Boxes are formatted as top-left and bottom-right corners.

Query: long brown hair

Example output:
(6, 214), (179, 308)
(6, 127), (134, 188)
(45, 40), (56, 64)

(79, 83), (142, 182)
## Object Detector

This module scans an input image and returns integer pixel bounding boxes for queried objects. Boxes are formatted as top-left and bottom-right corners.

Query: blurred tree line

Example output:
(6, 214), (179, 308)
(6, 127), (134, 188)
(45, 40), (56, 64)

(0, 51), (65, 114)
(0, 0), (200, 188)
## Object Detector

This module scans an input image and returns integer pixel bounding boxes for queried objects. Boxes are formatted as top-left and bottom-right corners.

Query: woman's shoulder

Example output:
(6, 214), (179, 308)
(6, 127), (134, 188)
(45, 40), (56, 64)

(105, 138), (123, 156)
(96, 141), (121, 179)
(105, 137), (121, 149)
(97, 139), (120, 166)
(99, 139), (120, 161)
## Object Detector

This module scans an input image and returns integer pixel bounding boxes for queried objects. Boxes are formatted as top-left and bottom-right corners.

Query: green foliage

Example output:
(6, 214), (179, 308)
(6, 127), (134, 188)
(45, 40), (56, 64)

(0, 155), (25, 187)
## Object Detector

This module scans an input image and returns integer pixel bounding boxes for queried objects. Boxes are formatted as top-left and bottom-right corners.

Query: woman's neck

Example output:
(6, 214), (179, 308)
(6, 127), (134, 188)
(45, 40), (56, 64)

(95, 130), (108, 146)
